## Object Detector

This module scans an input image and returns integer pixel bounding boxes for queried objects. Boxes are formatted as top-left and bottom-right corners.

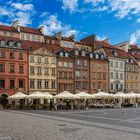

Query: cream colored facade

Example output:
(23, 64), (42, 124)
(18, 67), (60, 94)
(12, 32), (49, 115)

(29, 47), (57, 95)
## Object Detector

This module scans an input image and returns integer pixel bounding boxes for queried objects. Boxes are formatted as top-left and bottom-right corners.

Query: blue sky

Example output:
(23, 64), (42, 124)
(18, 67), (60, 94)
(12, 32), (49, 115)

(0, 0), (140, 45)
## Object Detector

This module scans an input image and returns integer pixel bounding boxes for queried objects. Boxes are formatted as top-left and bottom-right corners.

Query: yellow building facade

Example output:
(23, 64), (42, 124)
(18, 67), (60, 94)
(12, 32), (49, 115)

(29, 47), (57, 95)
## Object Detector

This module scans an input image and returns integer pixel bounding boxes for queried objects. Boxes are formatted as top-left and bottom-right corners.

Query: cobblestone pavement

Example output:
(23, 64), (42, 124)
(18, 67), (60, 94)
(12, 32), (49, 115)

(0, 108), (140, 140)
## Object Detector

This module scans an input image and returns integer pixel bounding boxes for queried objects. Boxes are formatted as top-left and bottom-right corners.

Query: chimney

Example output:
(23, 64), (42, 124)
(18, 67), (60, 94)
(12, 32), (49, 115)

(39, 25), (45, 35)
(11, 20), (20, 32)
(54, 32), (62, 40)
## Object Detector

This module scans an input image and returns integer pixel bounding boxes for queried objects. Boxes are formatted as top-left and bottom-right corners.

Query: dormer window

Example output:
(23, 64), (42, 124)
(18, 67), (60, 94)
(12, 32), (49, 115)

(90, 53), (93, 58)
(81, 51), (85, 56)
(130, 59), (133, 63)
(75, 50), (79, 55)
(16, 42), (21, 48)
(100, 54), (104, 59)
(65, 52), (68, 57)
(0, 40), (5, 47)
(95, 53), (99, 59)
(126, 59), (129, 63)
(9, 41), (14, 47)
(60, 52), (63, 57)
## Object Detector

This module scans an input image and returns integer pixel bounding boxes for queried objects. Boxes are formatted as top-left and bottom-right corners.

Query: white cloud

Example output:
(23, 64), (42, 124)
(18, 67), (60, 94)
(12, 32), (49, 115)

(137, 18), (140, 23)
(11, 3), (33, 11)
(96, 35), (106, 41)
(130, 30), (140, 44)
(58, 0), (79, 13)
(40, 14), (78, 36)
(0, 1), (35, 26)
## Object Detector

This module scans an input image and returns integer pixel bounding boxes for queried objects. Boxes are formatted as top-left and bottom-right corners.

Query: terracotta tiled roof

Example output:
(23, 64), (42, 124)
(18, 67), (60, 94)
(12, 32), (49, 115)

(45, 35), (58, 40)
(20, 26), (43, 35)
(0, 25), (18, 32)
(61, 37), (74, 42)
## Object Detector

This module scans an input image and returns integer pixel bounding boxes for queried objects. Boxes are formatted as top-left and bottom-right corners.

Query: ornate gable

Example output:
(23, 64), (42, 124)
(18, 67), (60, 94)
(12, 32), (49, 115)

(32, 47), (55, 57)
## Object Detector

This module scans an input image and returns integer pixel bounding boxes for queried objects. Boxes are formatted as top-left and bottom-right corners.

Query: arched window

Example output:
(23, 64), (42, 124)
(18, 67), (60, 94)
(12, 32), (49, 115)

(0, 40), (5, 47)
(9, 41), (14, 47)
(16, 42), (21, 48)
(95, 53), (99, 59)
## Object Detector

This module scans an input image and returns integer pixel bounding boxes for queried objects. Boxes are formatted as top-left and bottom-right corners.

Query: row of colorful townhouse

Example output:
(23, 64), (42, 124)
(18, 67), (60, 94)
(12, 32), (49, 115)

(0, 21), (139, 98)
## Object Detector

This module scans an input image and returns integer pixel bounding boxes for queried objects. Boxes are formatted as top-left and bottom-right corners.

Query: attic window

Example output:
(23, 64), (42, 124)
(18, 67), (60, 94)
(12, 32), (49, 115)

(60, 52), (63, 57)
(75, 50), (79, 55)
(90, 53), (93, 58)
(81, 51), (85, 56)
(100, 54), (104, 59)
(126, 59), (129, 63)
(65, 52), (68, 57)
(0, 40), (5, 46)
(17, 42), (21, 48)
(95, 53), (99, 59)
(130, 59), (133, 63)
(9, 41), (14, 47)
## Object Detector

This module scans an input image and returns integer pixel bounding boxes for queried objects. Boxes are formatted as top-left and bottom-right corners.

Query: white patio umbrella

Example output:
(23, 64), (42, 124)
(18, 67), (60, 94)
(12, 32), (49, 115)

(126, 91), (137, 99)
(8, 92), (28, 100)
(54, 91), (79, 99)
(28, 91), (51, 99)
(113, 92), (126, 99)
(94, 92), (112, 99)
(76, 92), (91, 99)
(43, 92), (53, 99)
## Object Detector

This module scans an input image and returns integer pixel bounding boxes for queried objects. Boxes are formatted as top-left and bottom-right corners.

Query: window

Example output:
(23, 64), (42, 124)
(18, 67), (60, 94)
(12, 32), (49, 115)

(10, 52), (14, 59)
(10, 65), (15, 73)
(58, 72), (62, 78)
(30, 56), (34, 63)
(32, 35), (35, 41)
(17, 42), (21, 48)
(83, 71), (88, 79)
(51, 81), (56, 89)
(97, 72), (101, 80)
(30, 80), (34, 88)
(37, 67), (42, 75)
(92, 73), (96, 80)
(92, 84), (96, 90)
(0, 64), (5, 72)
(19, 52), (23, 60)
(27, 34), (30, 40)
(0, 51), (6, 58)
(10, 80), (15, 89)
(64, 62), (68, 67)
(76, 82), (80, 89)
(103, 73), (107, 80)
(115, 62), (118, 68)
(0, 40), (5, 46)
(116, 73), (118, 79)
(97, 64), (101, 69)
(83, 82), (88, 90)
(92, 64), (96, 69)
(64, 72), (67, 78)
(65, 52), (68, 57)
(44, 80), (49, 89)
(69, 72), (72, 79)
(103, 83), (106, 90)
(21, 34), (25, 40)
(30, 66), (35, 74)
(60, 52), (63, 57)
(0, 80), (5, 88)
(45, 58), (49, 64)
(9, 41), (14, 47)
(69, 62), (73, 68)
(111, 72), (113, 79)
(51, 68), (56, 75)
(110, 61), (113, 67)
(120, 73), (123, 80)
(3, 31), (7, 36)
(19, 80), (24, 88)
(37, 80), (42, 89)
(37, 57), (42, 63)
(120, 62), (123, 69)
(75, 71), (80, 78)
(44, 67), (49, 75)
(111, 83), (113, 90)
(83, 60), (88, 67)
(76, 59), (81, 66)
(51, 58), (56, 64)
(19, 66), (24, 73)
(81, 51), (85, 56)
